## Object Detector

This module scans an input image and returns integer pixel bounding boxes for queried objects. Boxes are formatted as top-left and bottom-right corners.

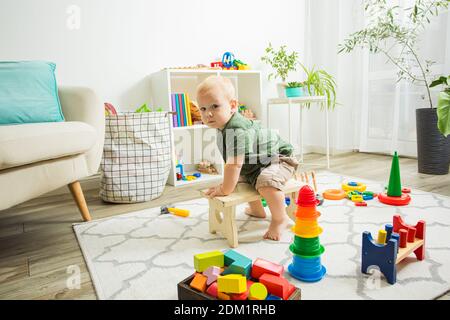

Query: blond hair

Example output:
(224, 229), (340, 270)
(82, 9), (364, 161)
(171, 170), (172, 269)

(196, 75), (236, 101)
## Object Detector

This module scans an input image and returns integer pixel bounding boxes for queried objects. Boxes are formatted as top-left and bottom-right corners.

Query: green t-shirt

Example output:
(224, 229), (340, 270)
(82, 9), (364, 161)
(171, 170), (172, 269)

(217, 112), (293, 187)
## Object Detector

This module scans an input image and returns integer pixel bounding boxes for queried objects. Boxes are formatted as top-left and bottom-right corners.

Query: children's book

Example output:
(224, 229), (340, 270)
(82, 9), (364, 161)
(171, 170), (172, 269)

(177, 94), (186, 126)
(184, 94), (192, 126)
(174, 94), (182, 126)
(171, 94), (178, 127)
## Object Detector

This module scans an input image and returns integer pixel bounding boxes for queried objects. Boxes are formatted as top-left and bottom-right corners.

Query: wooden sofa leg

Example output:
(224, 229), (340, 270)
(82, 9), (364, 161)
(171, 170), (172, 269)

(68, 181), (92, 221)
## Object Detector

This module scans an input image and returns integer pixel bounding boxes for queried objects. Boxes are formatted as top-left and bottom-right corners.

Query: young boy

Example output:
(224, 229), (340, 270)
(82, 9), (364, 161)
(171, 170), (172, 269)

(197, 76), (299, 241)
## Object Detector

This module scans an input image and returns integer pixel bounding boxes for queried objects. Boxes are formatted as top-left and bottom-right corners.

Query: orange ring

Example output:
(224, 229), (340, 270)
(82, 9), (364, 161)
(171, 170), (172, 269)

(323, 189), (346, 200)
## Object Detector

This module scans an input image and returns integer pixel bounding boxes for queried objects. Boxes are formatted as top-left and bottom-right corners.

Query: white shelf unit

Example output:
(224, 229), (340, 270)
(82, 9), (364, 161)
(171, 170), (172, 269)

(149, 69), (262, 187)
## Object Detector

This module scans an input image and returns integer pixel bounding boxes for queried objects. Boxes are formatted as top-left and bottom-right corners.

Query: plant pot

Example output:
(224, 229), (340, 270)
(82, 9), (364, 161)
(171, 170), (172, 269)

(285, 87), (303, 98)
(416, 108), (450, 175)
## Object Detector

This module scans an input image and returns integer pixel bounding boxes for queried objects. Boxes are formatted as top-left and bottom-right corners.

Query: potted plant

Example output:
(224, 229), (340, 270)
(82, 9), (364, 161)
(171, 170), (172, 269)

(430, 76), (450, 138)
(285, 81), (305, 98)
(301, 64), (337, 110)
(338, 0), (449, 174)
(261, 43), (299, 97)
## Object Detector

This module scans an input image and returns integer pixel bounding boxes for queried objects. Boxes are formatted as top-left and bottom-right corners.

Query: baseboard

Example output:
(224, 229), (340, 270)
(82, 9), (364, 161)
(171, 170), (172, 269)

(293, 145), (356, 156)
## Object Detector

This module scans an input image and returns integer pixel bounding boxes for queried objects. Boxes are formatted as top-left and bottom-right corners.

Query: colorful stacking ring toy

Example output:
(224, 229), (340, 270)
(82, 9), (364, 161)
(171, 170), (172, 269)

(342, 182), (367, 193)
(323, 189), (346, 200)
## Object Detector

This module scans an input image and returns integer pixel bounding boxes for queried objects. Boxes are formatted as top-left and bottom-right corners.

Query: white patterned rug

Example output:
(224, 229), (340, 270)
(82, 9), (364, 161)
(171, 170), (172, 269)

(74, 172), (450, 300)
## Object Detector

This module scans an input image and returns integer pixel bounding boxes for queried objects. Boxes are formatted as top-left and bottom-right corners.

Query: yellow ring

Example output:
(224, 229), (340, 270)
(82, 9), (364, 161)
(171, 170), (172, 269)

(342, 182), (366, 192)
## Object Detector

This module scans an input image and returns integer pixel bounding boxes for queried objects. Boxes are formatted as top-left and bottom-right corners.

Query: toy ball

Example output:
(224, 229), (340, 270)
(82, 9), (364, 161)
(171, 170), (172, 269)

(222, 52), (235, 68)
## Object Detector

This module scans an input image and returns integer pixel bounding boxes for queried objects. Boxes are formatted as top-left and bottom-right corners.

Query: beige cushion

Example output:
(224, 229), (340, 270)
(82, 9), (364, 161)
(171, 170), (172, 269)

(0, 121), (97, 170)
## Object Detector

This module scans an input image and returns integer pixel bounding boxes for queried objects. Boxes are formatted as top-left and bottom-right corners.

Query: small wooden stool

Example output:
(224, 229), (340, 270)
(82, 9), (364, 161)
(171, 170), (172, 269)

(200, 180), (305, 248)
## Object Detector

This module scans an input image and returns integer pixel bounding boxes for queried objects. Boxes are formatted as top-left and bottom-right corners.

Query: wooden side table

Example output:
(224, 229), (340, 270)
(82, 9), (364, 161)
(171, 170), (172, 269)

(267, 96), (330, 169)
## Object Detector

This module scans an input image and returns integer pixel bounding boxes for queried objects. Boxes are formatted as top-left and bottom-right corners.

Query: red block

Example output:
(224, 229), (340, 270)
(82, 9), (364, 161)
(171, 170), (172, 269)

(251, 258), (284, 279)
(206, 282), (218, 298)
(355, 202), (367, 207)
(259, 273), (295, 300)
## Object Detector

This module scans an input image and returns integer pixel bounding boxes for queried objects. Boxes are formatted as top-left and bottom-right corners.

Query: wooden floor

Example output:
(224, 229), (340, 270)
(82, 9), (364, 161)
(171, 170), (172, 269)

(1, 152), (449, 300)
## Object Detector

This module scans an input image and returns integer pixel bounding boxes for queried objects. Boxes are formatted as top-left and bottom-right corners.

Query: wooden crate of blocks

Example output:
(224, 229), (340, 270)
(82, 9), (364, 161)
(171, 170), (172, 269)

(177, 250), (301, 300)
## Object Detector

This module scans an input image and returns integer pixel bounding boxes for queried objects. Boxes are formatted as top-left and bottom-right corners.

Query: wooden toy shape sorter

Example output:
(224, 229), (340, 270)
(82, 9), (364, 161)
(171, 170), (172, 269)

(361, 215), (425, 284)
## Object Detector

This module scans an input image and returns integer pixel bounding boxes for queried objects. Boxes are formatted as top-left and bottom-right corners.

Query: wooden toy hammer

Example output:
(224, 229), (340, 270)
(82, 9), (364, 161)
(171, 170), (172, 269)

(160, 205), (190, 217)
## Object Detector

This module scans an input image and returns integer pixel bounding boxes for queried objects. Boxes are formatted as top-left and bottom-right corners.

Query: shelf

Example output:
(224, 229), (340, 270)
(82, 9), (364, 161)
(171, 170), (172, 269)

(165, 69), (261, 75)
(174, 172), (223, 187)
(268, 96), (326, 104)
(173, 124), (208, 131)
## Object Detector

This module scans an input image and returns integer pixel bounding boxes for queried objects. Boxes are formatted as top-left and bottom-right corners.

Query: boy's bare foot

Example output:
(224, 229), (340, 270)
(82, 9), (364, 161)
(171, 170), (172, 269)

(244, 207), (266, 219)
(263, 217), (290, 241)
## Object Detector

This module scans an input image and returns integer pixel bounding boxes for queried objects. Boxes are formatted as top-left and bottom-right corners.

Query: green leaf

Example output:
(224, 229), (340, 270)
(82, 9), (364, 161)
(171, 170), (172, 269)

(430, 76), (448, 88)
(437, 91), (450, 137)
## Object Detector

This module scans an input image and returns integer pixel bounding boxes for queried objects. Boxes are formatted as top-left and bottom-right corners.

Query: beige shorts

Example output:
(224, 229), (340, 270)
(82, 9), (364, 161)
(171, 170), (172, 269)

(239, 156), (299, 191)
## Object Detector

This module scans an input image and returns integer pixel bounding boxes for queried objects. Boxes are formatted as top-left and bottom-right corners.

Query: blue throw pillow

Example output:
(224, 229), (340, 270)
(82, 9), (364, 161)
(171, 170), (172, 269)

(0, 61), (65, 125)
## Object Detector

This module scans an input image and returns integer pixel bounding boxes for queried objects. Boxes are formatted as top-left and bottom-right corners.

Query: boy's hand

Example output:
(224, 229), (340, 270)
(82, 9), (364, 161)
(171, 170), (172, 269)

(205, 184), (226, 198)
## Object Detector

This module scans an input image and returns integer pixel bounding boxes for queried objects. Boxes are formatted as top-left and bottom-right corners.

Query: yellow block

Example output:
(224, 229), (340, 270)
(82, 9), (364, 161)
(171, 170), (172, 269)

(194, 251), (224, 272)
(217, 274), (247, 294)
(351, 195), (364, 202)
(377, 230), (387, 244)
(248, 283), (268, 300)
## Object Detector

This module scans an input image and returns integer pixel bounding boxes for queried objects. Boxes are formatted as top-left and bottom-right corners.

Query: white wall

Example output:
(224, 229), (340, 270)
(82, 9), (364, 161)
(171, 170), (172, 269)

(0, 0), (306, 113)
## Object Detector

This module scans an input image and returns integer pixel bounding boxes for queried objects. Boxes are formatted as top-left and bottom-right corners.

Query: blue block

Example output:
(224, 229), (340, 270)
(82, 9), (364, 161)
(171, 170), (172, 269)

(193, 172), (201, 178)
(361, 231), (398, 284)
(266, 294), (282, 300)
(223, 250), (252, 278)
(390, 233), (400, 252)
(348, 182), (358, 186)
(385, 224), (393, 241)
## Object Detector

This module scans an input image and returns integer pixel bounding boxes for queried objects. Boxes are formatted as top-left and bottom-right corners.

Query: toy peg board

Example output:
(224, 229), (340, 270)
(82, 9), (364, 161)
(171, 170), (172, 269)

(396, 238), (425, 264)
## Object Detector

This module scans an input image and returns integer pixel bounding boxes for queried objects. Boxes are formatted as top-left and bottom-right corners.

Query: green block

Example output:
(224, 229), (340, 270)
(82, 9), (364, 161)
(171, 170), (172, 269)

(222, 250), (252, 278)
(194, 250), (224, 272)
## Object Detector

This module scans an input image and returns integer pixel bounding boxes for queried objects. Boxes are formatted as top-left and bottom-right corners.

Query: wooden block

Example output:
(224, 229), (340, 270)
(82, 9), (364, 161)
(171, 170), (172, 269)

(203, 266), (221, 285)
(249, 283), (268, 300)
(259, 273), (295, 300)
(251, 258), (283, 279)
(222, 250), (252, 278)
(217, 274), (247, 294)
(194, 250), (224, 272)
(189, 273), (207, 292)
(217, 291), (231, 300)
(206, 282), (218, 298)
(230, 279), (253, 300)
(177, 274), (301, 300)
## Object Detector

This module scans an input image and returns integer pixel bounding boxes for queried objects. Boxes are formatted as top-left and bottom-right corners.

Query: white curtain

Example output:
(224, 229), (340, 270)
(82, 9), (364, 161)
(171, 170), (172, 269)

(305, 0), (449, 157)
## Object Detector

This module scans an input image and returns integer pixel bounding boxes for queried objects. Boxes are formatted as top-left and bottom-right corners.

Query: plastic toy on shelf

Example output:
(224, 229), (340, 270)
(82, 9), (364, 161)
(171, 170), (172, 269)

(221, 52), (236, 69)
(361, 215), (425, 284)
(378, 151), (411, 206)
(197, 160), (218, 175)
